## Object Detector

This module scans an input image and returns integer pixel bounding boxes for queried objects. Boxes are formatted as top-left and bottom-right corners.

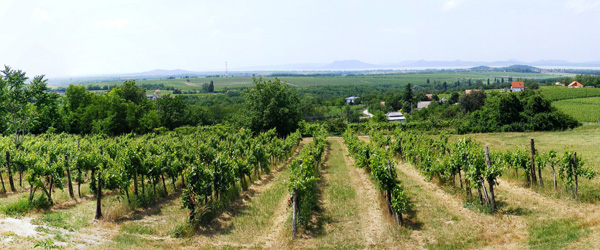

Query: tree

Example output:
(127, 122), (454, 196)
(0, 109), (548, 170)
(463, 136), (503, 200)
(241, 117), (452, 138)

(29, 78), (60, 134)
(158, 94), (188, 130)
(208, 81), (214, 93)
(244, 78), (301, 136)
(402, 83), (414, 113)
(403, 83), (413, 104)
(459, 90), (486, 114)
(120, 80), (146, 104)
(1, 66), (41, 192)
(449, 92), (459, 104)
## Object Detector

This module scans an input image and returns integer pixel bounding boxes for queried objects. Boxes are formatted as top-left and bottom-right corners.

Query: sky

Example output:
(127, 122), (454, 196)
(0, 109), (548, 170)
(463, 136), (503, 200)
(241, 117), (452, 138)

(1, 0), (599, 78)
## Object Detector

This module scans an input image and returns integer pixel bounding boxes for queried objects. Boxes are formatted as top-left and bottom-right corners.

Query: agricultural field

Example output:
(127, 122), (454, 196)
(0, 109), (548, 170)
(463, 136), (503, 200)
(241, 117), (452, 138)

(553, 97), (600, 123)
(71, 71), (559, 92)
(539, 86), (600, 101)
(1, 125), (600, 249)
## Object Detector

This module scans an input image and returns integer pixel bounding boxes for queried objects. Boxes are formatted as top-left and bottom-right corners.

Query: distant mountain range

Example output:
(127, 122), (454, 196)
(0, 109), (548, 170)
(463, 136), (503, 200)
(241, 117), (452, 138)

(119, 69), (203, 77)
(49, 59), (600, 84)
(235, 59), (600, 71)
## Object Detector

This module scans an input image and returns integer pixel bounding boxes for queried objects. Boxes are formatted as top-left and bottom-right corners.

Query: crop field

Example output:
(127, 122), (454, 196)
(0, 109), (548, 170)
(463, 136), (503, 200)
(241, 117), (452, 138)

(539, 86), (600, 101)
(72, 71), (558, 91)
(2, 125), (600, 249)
(452, 124), (600, 202)
(351, 125), (600, 249)
(553, 97), (600, 123)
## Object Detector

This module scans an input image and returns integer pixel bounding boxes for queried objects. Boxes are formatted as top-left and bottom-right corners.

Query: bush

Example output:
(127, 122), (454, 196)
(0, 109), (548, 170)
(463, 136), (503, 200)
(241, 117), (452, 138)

(461, 91), (579, 133)
(324, 118), (347, 135)
(170, 222), (195, 238)
(3, 199), (32, 215)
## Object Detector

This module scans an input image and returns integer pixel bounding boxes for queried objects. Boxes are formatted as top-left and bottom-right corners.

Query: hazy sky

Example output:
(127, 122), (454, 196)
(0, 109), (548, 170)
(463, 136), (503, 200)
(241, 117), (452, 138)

(1, 0), (599, 77)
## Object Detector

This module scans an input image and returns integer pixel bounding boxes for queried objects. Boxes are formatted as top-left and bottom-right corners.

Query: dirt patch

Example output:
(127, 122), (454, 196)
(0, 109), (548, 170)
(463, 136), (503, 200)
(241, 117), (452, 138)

(181, 81), (198, 86)
(0, 217), (38, 237)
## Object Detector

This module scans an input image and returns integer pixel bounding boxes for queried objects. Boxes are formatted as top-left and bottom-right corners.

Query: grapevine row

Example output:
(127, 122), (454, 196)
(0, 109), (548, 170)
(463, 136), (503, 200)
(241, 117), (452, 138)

(288, 125), (326, 237)
(0, 127), (303, 222)
(342, 129), (411, 225)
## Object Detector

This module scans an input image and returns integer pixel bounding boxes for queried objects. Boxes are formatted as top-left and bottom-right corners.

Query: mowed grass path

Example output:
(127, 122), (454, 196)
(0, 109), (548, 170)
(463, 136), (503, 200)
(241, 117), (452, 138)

(289, 138), (406, 249)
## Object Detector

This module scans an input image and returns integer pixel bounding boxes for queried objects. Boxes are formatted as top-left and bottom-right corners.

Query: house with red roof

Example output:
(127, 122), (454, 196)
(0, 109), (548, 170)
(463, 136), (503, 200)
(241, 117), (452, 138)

(511, 81), (525, 92)
(568, 81), (583, 88)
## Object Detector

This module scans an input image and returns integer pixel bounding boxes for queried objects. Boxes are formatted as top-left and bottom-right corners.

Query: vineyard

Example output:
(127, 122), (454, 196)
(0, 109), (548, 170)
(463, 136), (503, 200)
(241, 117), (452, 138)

(539, 86), (600, 101)
(1, 125), (600, 249)
(553, 97), (600, 123)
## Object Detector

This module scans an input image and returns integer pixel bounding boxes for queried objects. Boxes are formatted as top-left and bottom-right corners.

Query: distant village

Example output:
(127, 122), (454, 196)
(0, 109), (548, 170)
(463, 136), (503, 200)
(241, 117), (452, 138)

(348, 80), (591, 123)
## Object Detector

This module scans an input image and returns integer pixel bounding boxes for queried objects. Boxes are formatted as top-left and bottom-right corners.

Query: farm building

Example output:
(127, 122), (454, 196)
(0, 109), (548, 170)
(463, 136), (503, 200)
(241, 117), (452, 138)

(417, 101), (431, 111)
(386, 112), (405, 122)
(568, 81), (584, 88)
(511, 82), (525, 92)
(345, 96), (359, 104)
(146, 95), (157, 100)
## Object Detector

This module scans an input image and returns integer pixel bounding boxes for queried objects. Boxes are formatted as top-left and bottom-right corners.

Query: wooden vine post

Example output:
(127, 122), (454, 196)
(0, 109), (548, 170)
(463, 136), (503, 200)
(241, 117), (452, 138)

(573, 152), (578, 198)
(530, 139), (537, 186)
(95, 170), (103, 220)
(0, 152), (5, 193)
(484, 146), (496, 213)
(292, 187), (298, 239)
(551, 162), (557, 191)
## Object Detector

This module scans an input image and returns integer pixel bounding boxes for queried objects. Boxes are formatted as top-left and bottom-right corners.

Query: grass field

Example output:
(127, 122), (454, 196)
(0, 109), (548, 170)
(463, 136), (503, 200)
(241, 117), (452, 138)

(69, 71), (559, 92)
(553, 97), (600, 123)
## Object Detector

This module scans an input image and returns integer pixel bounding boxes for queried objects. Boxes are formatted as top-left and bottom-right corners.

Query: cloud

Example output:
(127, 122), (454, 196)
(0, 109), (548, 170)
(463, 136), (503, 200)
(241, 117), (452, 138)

(93, 18), (128, 29)
(31, 9), (51, 23)
(565, 0), (600, 13)
(40, 9), (51, 22)
(442, 0), (466, 11)
(377, 26), (415, 35)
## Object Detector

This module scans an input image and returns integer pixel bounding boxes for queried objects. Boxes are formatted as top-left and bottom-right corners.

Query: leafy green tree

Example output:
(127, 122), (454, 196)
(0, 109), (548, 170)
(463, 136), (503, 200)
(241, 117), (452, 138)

(28, 78), (61, 134)
(1, 66), (35, 148)
(158, 94), (188, 130)
(402, 83), (413, 105)
(458, 90), (486, 114)
(120, 80), (146, 104)
(449, 92), (459, 104)
(63, 85), (93, 133)
(244, 78), (301, 136)
(208, 80), (214, 93)
(372, 110), (388, 123)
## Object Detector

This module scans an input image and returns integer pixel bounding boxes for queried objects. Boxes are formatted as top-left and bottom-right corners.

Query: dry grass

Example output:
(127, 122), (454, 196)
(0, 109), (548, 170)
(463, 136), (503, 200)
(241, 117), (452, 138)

(395, 161), (529, 249)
